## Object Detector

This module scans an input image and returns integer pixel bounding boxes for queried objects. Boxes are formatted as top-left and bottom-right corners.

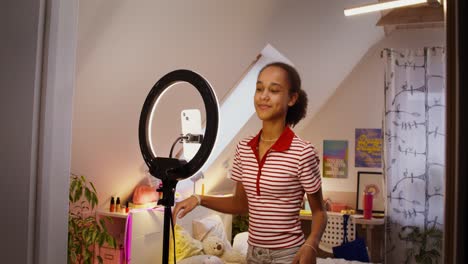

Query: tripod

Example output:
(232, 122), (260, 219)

(157, 176), (178, 264)
(147, 157), (188, 264)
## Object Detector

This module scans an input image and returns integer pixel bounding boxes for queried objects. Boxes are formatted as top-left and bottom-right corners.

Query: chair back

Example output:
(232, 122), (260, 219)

(319, 212), (356, 253)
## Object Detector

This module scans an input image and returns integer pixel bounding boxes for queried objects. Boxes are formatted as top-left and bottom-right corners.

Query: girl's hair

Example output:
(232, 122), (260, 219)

(258, 62), (308, 127)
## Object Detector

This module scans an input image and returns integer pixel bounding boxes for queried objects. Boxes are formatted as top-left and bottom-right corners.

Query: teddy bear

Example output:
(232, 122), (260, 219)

(202, 236), (246, 264)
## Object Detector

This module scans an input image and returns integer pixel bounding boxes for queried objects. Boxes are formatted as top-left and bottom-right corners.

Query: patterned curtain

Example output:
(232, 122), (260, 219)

(383, 47), (445, 264)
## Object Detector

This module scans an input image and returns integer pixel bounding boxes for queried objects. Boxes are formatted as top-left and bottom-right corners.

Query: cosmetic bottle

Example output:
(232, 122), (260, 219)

(110, 197), (115, 212)
(116, 197), (121, 212)
(363, 192), (373, 219)
(125, 201), (130, 213)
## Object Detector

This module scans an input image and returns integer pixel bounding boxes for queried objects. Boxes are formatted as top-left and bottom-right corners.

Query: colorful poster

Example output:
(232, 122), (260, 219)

(323, 140), (348, 178)
(355, 128), (382, 168)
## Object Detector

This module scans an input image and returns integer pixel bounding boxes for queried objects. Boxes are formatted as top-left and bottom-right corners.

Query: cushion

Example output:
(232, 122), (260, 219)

(192, 214), (232, 250)
(169, 224), (203, 264)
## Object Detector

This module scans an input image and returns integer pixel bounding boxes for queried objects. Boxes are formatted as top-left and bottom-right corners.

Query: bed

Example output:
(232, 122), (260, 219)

(124, 206), (232, 264)
(124, 207), (377, 264)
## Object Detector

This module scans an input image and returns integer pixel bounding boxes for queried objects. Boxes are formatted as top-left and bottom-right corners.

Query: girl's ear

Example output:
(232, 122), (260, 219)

(288, 92), (299, 107)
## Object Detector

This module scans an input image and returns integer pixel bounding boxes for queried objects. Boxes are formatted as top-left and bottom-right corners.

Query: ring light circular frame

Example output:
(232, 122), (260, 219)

(138, 69), (219, 181)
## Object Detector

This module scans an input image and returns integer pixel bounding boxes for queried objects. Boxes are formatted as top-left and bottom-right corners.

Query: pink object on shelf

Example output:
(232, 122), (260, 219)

(330, 203), (348, 212)
(132, 185), (159, 204)
(363, 192), (373, 219)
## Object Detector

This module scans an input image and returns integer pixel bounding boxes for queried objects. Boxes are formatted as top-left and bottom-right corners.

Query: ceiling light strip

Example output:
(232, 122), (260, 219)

(344, 0), (427, 16)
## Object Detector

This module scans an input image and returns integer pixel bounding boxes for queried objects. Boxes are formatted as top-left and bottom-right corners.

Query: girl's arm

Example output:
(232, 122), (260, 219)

(173, 181), (248, 219)
(305, 189), (327, 250)
(293, 188), (327, 263)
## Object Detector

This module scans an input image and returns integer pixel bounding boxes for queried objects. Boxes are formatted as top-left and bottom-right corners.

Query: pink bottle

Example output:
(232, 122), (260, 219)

(363, 192), (373, 219)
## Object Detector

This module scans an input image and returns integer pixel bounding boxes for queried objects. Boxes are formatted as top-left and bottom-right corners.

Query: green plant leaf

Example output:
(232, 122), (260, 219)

(106, 234), (117, 249)
(97, 233), (105, 246)
(69, 250), (77, 263)
(74, 186), (82, 202)
(91, 229), (98, 243)
(68, 173), (117, 263)
(70, 179), (77, 197)
(90, 181), (97, 194)
(92, 193), (99, 209)
(106, 216), (114, 224)
(85, 187), (92, 203)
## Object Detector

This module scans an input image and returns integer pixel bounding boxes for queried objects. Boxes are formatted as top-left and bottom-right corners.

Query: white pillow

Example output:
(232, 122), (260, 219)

(232, 231), (249, 256)
(192, 214), (232, 250)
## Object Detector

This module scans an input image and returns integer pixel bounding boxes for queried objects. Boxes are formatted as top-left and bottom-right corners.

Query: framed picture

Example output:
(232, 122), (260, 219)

(356, 171), (385, 213)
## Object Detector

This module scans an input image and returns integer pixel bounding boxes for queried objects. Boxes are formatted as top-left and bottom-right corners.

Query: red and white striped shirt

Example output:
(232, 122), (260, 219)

(230, 126), (322, 249)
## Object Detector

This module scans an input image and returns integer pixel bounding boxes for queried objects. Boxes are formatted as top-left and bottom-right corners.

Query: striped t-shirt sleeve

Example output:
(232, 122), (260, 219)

(229, 143), (243, 182)
(298, 144), (322, 194)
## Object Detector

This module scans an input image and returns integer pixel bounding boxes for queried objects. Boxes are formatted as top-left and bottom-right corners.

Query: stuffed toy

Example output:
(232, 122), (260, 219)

(202, 236), (246, 264)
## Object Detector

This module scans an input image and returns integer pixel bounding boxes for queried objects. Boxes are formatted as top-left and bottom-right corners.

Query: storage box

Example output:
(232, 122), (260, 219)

(94, 245), (124, 264)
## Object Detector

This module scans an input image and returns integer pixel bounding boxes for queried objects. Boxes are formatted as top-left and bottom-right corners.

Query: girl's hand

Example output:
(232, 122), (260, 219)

(172, 195), (199, 221)
(291, 243), (317, 264)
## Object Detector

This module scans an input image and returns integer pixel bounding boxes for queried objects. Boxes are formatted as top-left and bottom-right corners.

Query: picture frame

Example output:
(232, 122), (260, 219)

(356, 171), (385, 213)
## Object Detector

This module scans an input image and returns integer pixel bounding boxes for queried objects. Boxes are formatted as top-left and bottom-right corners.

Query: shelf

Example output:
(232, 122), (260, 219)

(300, 212), (385, 226)
(96, 209), (129, 219)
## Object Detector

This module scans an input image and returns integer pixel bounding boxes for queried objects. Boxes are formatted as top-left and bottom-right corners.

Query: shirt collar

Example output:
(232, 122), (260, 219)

(247, 126), (295, 151)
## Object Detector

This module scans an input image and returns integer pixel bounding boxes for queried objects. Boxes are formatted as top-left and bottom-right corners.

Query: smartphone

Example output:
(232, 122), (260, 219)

(181, 109), (202, 160)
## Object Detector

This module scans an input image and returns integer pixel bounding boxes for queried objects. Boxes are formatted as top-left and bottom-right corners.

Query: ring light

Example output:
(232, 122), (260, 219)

(139, 69), (219, 182)
(138, 69), (219, 264)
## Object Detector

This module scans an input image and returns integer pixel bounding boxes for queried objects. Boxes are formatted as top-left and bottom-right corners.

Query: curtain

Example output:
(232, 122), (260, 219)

(383, 47), (445, 264)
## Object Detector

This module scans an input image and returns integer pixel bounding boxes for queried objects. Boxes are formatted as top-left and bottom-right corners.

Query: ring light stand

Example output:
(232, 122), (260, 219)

(139, 69), (218, 264)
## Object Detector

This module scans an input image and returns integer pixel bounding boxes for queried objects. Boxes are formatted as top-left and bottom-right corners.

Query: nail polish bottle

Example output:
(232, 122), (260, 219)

(116, 197), (121, 212)
(110, 197), (115, 212)
(125, 201), (130, 213)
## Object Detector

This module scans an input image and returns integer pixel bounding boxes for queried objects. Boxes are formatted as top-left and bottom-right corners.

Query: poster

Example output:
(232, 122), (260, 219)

(355, 128), (382, 168)
(323, 140), (348, 178)
(356, 171), (385, 213)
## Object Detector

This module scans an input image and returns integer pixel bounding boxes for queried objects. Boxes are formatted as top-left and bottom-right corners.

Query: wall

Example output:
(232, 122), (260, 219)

(73, 0), (285, 207)
(0, 0), (43, 262)
(0, 1), (78, 263)
(72, 0), (383, 207)
(299, 28), (445, 207)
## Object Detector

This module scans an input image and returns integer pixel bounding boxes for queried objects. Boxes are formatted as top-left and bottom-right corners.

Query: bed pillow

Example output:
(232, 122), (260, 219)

(169, 224), (204, 264)
(192, 214), (232, 250)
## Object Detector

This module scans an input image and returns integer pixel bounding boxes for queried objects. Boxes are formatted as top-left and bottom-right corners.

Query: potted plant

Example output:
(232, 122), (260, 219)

(399, 225), (443, 264)
(68, 173), (117, 264)
(231, 214), (249, 244)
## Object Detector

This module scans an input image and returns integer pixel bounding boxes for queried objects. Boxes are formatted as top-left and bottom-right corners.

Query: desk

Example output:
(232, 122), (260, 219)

(299, 213), (385, 262)
(352, 215), (385, 262)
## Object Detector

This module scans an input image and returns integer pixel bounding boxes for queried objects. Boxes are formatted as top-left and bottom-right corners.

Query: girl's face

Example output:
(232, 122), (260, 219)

(254, 66), (298, 124)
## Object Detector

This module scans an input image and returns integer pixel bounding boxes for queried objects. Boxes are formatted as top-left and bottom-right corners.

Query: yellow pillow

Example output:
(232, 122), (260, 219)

(169, 224), (203, 264)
